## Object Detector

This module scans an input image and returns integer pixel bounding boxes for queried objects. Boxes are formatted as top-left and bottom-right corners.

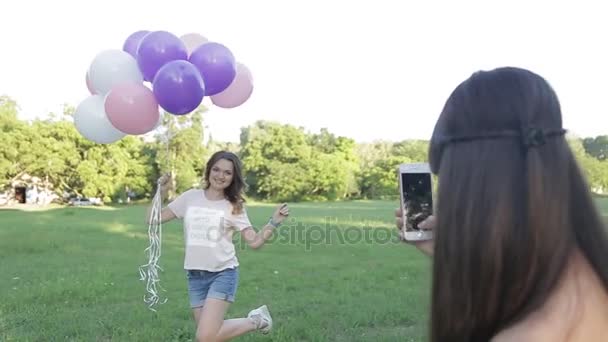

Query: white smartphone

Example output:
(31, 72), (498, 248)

(398, 163), (434, 241)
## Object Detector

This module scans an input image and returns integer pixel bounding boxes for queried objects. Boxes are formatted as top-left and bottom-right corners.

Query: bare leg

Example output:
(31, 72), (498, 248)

(216, 318), (257, 340)
(193, 299), (257, 342)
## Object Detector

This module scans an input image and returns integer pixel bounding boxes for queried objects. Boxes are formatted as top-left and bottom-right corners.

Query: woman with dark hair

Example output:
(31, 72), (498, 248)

(396, 67), (608, 341)
(146, 151), (289, 341)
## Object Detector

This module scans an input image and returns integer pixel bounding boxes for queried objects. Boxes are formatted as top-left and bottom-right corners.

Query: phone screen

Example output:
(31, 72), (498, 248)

(401, 172), (433, 232)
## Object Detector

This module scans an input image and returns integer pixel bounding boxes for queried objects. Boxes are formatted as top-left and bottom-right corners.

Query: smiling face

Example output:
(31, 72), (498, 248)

(202, 151), (246, 213)
(207, 158), (234, 192)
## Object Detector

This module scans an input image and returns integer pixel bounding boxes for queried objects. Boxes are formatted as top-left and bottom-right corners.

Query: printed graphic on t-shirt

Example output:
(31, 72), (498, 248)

(184, 207), (225, 247)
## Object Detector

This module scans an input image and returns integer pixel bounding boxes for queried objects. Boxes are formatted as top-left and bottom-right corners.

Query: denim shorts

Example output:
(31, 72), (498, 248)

(186, 267), (239, 308)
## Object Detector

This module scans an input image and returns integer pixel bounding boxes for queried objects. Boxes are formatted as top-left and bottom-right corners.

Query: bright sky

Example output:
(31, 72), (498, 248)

(0, 0), (606, 143)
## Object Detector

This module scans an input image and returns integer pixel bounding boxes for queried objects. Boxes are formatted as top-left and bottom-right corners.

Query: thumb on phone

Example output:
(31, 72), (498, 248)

(418, 215), (436, 230)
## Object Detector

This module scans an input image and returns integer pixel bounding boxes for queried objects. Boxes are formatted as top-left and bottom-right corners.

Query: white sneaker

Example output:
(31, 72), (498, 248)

(247, 304), (273, 334)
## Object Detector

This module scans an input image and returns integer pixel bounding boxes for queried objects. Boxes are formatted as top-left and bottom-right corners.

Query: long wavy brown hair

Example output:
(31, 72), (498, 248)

(428, 67), (608, 341)
(203, 151), (247, 214)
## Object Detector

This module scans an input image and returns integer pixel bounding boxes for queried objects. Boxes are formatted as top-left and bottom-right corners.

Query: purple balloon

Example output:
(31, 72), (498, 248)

(189, 42), (237, 96)
(153, 60), (205, 115)
(137, 31), (188, 81)
(122, 30), (150, 58)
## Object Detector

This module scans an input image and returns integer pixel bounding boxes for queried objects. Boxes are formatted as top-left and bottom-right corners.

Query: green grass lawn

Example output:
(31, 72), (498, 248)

(1, 198), (606, 342)
(0, 200), (430, 342)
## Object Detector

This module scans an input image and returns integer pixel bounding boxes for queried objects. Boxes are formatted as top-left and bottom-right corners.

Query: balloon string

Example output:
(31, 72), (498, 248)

(139, 178), (168, 311)
(139, 116), (174, 312)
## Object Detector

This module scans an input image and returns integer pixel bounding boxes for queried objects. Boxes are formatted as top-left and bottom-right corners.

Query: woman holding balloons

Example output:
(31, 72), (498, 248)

(148, 151), (289, 341)
(77, 30), (262, 341)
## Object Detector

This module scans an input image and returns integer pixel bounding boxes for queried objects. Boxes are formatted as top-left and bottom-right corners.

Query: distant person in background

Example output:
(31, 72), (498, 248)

(147, 151), (289, 342)
(395, 67), (608, 341)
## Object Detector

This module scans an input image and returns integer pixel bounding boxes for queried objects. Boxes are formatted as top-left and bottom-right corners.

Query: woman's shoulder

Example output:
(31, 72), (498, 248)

(172, 188), (203, 203)
(493, 253), (608, 342)
(180, 188), (203, 196)
(491, 320), (556, 342)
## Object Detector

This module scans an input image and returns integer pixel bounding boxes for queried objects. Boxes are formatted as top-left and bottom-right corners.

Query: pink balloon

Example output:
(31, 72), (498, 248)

(210, 63), (254, 108)
(86, 72), (97, 94)
(104, 83), (160, 135)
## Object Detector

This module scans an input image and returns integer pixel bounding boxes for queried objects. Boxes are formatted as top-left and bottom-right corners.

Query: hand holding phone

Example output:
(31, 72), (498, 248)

(395, 207), (435, 256)
(398, 163), (434, 241)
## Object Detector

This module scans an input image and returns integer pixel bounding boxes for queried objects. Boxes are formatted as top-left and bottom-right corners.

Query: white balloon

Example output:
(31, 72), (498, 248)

(74, 95), (126, 144)
(88, 49), (143, 94)
(180, 33), (209, 55)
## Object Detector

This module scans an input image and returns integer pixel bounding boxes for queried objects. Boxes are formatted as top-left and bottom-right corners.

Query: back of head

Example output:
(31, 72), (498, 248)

(428, 67), (608, 341)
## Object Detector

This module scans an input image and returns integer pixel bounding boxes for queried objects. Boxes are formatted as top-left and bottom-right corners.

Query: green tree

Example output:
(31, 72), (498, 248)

(583, 135), (608, 161)
(27, 119), (85, 195)
(240, 121), (312, 201)
(0, 96), (29, 189)
(357, 140), (429, 199)
(154, 107), (208, 196)
(309, 128), (360, 198)
(240, 121), (358, 201)
(1, 97), (161, 203)
(568, 137), (608, 193)
(305, 152), (352, 200)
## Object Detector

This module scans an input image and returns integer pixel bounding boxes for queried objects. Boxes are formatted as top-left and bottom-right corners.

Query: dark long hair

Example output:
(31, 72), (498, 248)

(428, 67), (608, 341)
(203, 151), (247, 214)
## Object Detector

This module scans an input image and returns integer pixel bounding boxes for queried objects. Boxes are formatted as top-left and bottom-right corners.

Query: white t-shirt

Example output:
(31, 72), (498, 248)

(167, 189), (252, 271)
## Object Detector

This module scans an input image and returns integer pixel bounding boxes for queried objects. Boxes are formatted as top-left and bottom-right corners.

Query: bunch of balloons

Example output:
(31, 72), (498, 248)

(75, 30), (254, 144)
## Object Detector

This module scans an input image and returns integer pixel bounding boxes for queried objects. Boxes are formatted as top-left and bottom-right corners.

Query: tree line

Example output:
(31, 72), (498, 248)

(1, 95), (606, 203)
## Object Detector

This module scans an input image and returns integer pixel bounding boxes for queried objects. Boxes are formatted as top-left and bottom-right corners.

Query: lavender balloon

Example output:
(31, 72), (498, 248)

(189, 42), (236, 96)
(137, 31), (188, 81)
(122, 30), (150, 58)
(153, 60), (205, 115)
